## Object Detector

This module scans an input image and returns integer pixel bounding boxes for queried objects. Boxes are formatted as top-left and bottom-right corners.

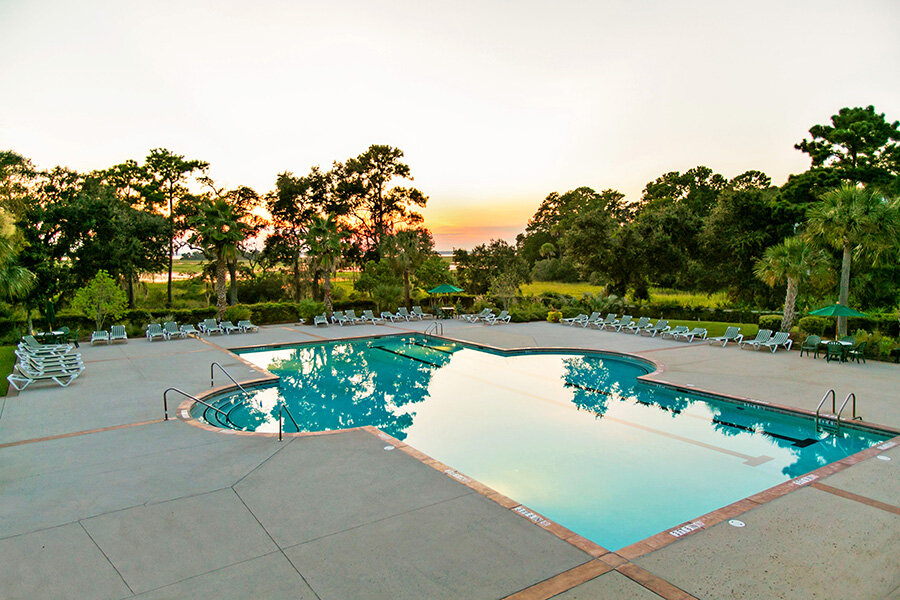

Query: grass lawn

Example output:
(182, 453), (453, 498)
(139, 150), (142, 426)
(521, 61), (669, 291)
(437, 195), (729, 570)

(665, 320), (758, 338)
(0, 345), (15, 396)
(521, 282), (730, 309)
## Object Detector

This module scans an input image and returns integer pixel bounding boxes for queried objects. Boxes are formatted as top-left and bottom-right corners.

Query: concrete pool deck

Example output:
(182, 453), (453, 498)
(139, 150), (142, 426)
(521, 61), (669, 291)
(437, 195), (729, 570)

(0, 320), (897, 599)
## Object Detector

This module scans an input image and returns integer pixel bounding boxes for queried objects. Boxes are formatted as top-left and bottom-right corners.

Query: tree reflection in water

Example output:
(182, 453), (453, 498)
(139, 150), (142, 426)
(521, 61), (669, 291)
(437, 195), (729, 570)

(562, 356), (632, 418)
(238, 338), (461, 439)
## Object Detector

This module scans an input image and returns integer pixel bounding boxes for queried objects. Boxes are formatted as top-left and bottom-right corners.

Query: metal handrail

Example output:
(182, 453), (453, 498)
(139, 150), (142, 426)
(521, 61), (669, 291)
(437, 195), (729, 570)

(278, 402), (299, 441)
(163, 387), (230, 424)
(210, 362), (246, 392)
(425, 321), (443, 336)
(837, 392), (858, 423)
(815, 389), (836, 425)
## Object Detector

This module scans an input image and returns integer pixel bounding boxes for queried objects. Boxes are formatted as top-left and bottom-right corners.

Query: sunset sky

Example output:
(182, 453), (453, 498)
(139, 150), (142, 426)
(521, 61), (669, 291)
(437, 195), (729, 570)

(1, 0), (898, 250)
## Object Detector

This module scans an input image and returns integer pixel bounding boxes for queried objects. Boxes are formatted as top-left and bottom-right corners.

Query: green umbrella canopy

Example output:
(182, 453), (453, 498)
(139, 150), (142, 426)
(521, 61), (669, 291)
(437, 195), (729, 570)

(428, 284), (464, 294)
(808, 304), (867, 317)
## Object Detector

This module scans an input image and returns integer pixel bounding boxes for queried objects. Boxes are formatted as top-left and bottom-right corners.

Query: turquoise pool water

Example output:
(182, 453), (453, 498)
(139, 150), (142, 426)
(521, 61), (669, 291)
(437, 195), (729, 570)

(196, 335), (891, 550)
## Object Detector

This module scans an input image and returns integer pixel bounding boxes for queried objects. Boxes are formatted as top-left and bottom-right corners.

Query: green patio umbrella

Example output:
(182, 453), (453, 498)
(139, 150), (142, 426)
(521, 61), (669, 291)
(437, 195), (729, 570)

(808, 304), (867, 317)
(428, 284), (464, 318)
(808, 303), (866, 338)
(427, 284), (464, 294)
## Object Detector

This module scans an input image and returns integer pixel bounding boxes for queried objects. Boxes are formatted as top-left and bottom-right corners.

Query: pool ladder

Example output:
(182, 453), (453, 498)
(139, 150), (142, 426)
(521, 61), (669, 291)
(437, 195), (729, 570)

(424, 321), (443, 336)
(211, 361), (297, 441)
(815, 389), (861, 433)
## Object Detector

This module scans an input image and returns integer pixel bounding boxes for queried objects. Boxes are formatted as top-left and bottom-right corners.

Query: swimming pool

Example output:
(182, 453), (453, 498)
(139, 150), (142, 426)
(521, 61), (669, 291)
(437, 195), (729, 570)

(195, 335), (891, 551)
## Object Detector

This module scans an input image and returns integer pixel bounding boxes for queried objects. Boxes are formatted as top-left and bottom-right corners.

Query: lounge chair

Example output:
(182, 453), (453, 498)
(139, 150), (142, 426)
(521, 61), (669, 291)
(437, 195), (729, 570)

(313, 313), (328, 327)
(611, 316), (634, 332)
(395, 307), (415, 321)
(21, 335), (74, 355)
(799, 335), (821, 358)
(847, 341), (866, 364)
(344, 309), (365, 324)
(238, 320), (259, 333)
(624, 316), (651, 334)
(180, 323), (201, 338)
(91, 331), (110, 345)
(110, 325), (128, 343)
(708, 326), (743, 347)
(201, 319), (224, 335)
(661, 325), (689, 339)
(331, 310), (348, 325)
(761, 331), (792, 353)
(163, 321), (187, 339)
(361, 310), (384, 325)
(641, 320), (670, 337)
(485, 310), (510, 325)
(588, 313), (617, 329)
(220, 320), (241, 334)
(15, 349), (83, 370)
(381, 310), (401, 322)
(674, 327), (708, 343)
(7, 361), (84, 391)
(146, 323), (167, 341)
(561, 313), (589, 326)
(579, 312), (602, 328)
(739, 329), (772, 350)
(412, 306), (433, 319)
(462, 308), (492, 323)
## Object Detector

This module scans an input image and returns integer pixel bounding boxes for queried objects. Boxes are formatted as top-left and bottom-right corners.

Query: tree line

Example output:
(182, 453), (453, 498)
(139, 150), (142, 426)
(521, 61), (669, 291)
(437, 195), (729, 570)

(1, 105), (898, 338)
(0, 144), (452, 326)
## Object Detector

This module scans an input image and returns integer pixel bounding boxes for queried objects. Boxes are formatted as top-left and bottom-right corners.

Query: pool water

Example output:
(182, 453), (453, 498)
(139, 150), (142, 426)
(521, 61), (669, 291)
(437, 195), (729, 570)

(197, 335), (891, 551)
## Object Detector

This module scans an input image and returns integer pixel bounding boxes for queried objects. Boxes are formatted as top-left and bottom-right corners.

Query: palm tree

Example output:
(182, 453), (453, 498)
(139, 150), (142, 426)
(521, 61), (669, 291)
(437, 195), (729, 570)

(0, 235), (34, 299)
(754, 236), (830, 332)
(305, 214), (347, 317)
(381, 229), (433, 309)
(806, 184), (900, 335)
(186, 198), (257, 319)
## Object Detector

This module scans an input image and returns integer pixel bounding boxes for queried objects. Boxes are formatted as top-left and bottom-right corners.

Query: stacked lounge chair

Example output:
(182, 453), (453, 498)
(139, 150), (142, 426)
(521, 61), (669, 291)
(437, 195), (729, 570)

(9, 337), (84, 391)
(484, 310), (510, 325)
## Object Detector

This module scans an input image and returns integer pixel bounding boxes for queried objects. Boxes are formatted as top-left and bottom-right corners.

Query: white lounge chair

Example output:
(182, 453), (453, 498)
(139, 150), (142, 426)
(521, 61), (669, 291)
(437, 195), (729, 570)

(561, 313), (589, 326)
(201, 319), (224, 335)
(612, 316), (634, 332)
(7, 361), (84, 391)
(110, 325), (128, 343)
(395, 307), (415, 321)
(21, 335), (74, 355)
(624, 317), (651, 334)
(661, 325), (689, 339)
(381, 310), (401, 322)
(740, 329), (772, 350)
(462, 309), (492, 323)
(180, 323), (201, 338)
(762, 332), (792, 353)
(238, 320), (259, 333)
(485, 310), (510, 325)
(146, 323), (167, 341)
(412, 306), (432, 319)
(344, 309), (365, 324)
(674, 327), (708, 343)
(331, 310), (348, 325)
(313, 313), (328, 326)
(90, 331), (110, 345)
(361, 310), (384, 324)
(707, 326), (743, 347)
(641, 320), (670, 337)
(163, 322), (187, 339)
(220, 320), (241, 334)
(589, 314), (617, 329)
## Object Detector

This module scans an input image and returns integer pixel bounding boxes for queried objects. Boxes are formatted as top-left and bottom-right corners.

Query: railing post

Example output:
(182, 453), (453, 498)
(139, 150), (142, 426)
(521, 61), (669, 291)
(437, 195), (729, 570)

(278, 404), (283, 442)
(164, 392), (168, 421)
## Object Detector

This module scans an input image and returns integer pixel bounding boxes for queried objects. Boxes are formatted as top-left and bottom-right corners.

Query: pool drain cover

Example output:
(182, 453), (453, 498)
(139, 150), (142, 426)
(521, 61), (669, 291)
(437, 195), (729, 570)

(728, 520), (746, 528)
(383, 445), (394, 451)
(876, 455), (891, 461)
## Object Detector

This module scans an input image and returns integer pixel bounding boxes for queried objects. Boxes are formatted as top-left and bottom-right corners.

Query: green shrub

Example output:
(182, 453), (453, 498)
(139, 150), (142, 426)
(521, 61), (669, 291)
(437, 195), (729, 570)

(758, 314), (783, 331)
(224, 305), (252, 323)
(296, 300), (325, 323)
(798, 316), (830, 336)
(250, 302), (302, 325)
